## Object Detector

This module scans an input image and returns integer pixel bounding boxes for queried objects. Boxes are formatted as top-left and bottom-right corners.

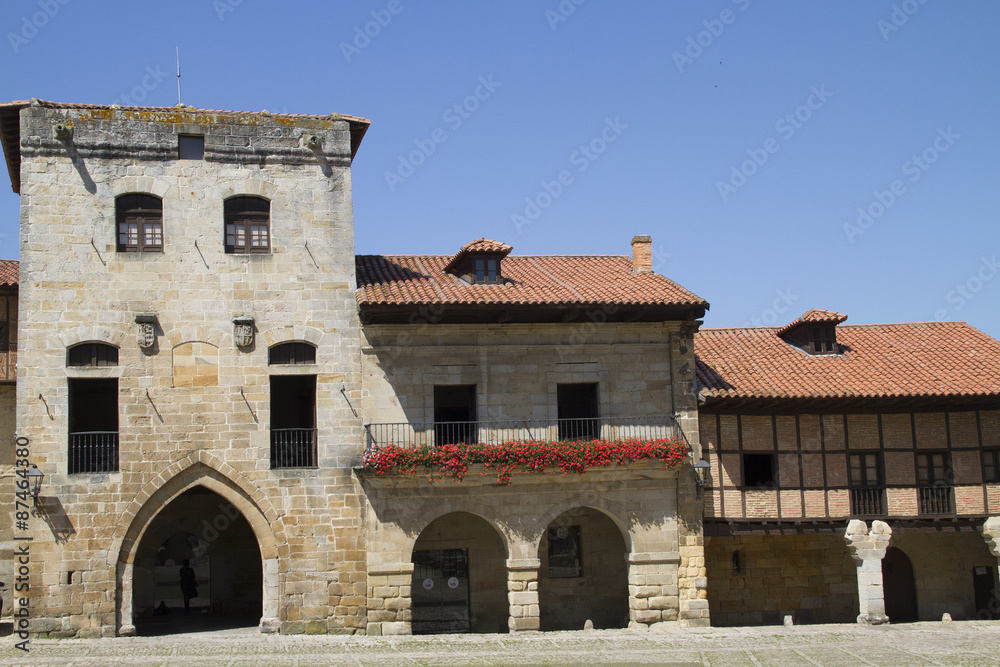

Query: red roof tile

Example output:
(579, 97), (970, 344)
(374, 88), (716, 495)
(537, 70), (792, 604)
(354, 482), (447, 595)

(696, 320), (1000, 400)
(0, 259), (17, 286)
(356, 254), (707, 308)
(776, 309), (848, 335)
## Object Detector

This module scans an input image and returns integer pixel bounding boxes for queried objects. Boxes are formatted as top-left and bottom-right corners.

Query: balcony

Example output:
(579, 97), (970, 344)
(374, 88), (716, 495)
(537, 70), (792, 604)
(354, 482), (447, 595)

(271, 428), (318, 469)
(850, 487), (885, 517)
(918, 485), (954, 515)
(364, 416), (680, 450)
(69, 431), (119, 474)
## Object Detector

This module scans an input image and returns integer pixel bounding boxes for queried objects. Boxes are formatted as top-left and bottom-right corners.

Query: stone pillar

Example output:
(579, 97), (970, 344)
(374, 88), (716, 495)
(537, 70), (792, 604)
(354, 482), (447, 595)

(981, 516), (1000, 561)
(366, 563), (413, 636)
(258, 557), (280, 633)
(627, 552), (682, 629)
(117, 561), (136, 637)
(506, 558), (540, 632)
(843, 519), (892, 625)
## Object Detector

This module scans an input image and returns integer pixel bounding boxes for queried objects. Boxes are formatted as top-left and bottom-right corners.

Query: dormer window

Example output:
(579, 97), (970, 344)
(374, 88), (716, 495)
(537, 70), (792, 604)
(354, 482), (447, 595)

(811, 326), (836, 355)
(443, 238), (512, 285)
(474, 257), (499, 284)
(777, 309), (847, 356)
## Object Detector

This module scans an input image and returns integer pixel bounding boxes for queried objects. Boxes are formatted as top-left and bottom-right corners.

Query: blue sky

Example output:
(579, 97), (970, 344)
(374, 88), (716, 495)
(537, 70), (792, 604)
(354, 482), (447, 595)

(2, 1), (998, 338)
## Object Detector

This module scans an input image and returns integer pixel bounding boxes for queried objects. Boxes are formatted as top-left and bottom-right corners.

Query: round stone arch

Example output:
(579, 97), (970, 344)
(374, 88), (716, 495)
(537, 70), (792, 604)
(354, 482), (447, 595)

(57, 325), (130, 352)
(112, 451), (285, 636)
(110, 176), (172, 200)
(215, 178), (278, 203)
(259, 325), (325, 350)
(529, 497), (632, 557)
(534, 501), (632, 631)
(161, 325), (228, 352)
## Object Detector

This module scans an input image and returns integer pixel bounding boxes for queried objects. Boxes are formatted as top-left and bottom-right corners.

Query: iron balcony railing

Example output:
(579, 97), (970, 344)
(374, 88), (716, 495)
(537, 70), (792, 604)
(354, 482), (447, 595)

(918, 485), (954, 515)
(364, 416), (679, 451)
(69, 431), (119, 474)
(271, 428), (318, 469)
(850, 487), (885, 517)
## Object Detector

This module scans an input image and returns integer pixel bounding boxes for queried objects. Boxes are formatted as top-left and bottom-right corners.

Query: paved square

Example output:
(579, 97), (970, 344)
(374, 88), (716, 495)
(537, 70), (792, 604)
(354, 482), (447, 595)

(2, 621), (1000, 666)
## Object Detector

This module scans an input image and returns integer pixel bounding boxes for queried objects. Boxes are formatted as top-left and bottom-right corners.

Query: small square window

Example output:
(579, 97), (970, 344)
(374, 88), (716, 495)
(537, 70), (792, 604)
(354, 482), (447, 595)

(742, 453), (776, 488)
(179, 135), (204, 160)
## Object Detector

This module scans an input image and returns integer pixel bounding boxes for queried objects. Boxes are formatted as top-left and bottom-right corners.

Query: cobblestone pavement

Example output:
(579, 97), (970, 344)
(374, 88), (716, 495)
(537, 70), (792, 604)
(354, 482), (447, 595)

(2, 621), (1000, 666)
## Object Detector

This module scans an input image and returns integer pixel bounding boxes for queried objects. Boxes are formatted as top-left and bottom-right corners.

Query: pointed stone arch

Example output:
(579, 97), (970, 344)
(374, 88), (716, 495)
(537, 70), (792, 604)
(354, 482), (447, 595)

(112, 450), (284, 635)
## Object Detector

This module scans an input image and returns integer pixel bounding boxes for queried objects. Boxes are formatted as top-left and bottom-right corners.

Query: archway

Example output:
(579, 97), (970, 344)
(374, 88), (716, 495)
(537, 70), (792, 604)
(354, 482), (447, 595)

(411, 512), (507, 634)
(883, 546), (918, 623)
(132, 486), (263, 634)
(538, 507), (628, 631)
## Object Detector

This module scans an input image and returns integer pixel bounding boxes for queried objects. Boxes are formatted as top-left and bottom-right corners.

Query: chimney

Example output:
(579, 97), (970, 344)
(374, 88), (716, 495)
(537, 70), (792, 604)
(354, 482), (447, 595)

(631, 235), (652, 273)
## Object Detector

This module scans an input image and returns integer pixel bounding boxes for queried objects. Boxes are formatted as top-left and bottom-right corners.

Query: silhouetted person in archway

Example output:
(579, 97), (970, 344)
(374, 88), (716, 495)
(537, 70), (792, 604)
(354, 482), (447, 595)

(179, 559), (197, 613)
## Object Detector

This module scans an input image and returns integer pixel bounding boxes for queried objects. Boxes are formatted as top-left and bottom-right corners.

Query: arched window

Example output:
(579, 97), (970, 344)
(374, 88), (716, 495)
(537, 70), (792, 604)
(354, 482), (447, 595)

(67, 342), (119, 367)
(117, 194), (163, 252)
(225, 196), (270, 254)
(268, 342), (316, 365)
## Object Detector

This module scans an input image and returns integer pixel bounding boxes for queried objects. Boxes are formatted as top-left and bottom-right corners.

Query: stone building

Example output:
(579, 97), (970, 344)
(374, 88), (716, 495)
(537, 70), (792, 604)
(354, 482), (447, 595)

(695, 309), (1000, 625)
(0, 100), (711, 636)
(1, 99), (371, 636)
(355, 237), (709, 634)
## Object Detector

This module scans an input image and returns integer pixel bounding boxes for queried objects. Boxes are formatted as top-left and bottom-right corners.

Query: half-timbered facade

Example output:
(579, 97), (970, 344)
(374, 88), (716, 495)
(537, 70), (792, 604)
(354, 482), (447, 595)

(696, 310), (1000, 625)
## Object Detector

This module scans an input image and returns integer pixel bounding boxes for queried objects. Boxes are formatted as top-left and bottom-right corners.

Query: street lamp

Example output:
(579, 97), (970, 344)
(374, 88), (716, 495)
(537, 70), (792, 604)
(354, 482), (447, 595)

(693, 458), (711, 499)
(27, 464), (44, 515)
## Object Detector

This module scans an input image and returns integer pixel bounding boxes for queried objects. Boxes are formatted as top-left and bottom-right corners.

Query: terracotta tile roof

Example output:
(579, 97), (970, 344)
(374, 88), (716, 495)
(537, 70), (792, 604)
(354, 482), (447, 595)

(442, 238), (513, 273)
(696, 320), (1000, 401)
(0, 99), (370, 193)
(356, 254), (708, 309)
(776, 309), (847, 335)
(0, 260), (17, 286)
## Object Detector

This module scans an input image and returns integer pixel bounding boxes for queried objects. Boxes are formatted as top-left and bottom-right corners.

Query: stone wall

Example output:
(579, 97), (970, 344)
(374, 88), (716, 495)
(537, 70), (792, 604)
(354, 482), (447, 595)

(360, 321), (701, 447)
(16, 104), (365, 636)
(706, 534), (858, 626)
(361, 462), (703, 634)
(892, 529), (998, 620)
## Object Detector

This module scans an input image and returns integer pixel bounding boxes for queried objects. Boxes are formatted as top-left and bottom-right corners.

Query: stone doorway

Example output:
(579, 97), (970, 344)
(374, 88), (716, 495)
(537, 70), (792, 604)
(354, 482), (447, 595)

(882, 547), (918, 623)
(132, 486), (263, 635)
(538, 507), (628, 631)
(411, 512), (507, 634)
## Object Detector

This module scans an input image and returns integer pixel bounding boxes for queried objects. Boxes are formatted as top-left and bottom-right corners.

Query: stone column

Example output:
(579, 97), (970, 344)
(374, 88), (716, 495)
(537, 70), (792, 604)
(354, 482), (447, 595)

(366, 563), (413, 636)
(258, 557), (280, 633)
(506, 558), (540, 632)
(627, 552), (683, 629)
(981, 516), (1000, 561)
(843, 519), (892, 625)
(117, 561), (135, 636)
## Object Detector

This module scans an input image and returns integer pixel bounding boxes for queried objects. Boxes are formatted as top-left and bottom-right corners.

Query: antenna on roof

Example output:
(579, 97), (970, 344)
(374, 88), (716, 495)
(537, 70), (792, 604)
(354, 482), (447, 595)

(175, 47), (183, 107)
